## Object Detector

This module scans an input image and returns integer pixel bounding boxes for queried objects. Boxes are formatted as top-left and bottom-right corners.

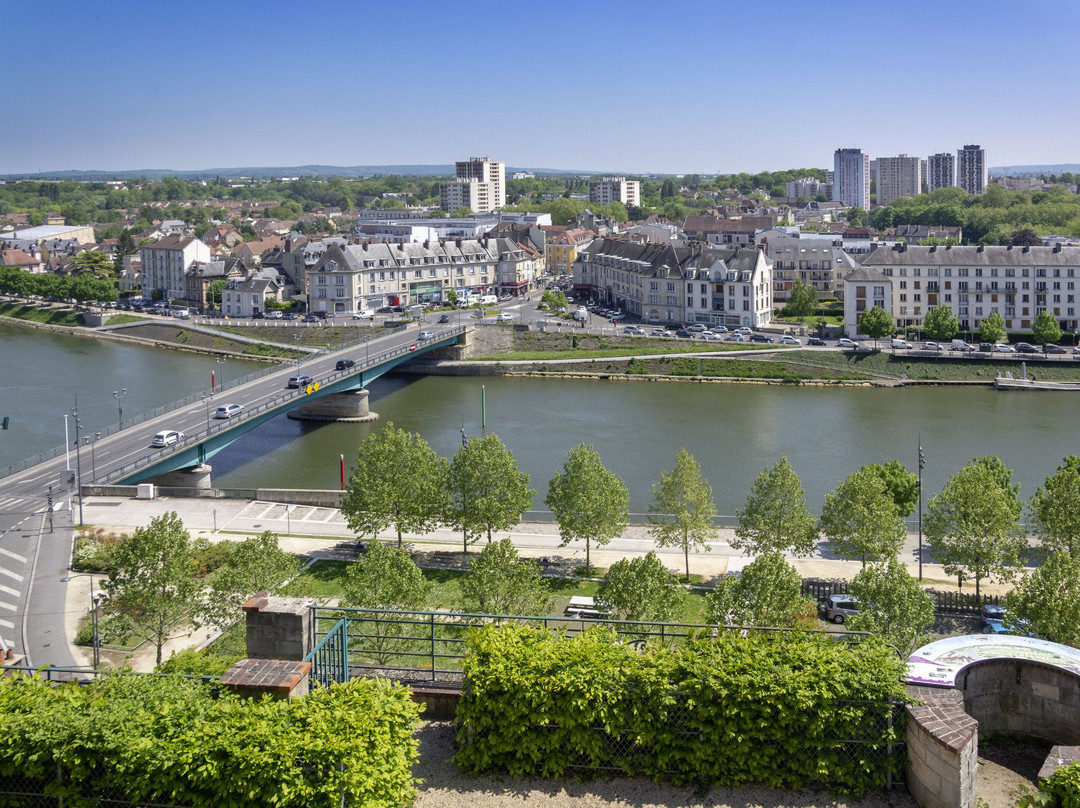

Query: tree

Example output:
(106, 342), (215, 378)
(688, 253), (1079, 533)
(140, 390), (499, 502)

(733, 457), (817, 557)
(858, 305), (896, 346)
(204, 531), (300, 630)
(446, 433), (534, 553)
(978, 311), (1007, 343)
(923, 306), (959, 341)
(446, 288), (458, 305)
(1010, 228), (1042, 246)
(545, 444), (629, 576)
(1032, 310), (1062, 345)
(1004, 551), (1080, 647)
(924, 457), (1025, 596)
(207, 279), (226, 308)
(341, 422), (449, 546)
(846, 206), (868, 227)
(705, 551), (814, 628)
(784, 279), (818, 324)
(597, 551), (683, 625)
(101, 511), (200, 666)
(341, 541), (433, 664)
(819, 467), (907, 567)
(116, 229), (138, 257)
(459, 539), (553, 617)
(648, 448), (717, 581)
(847, 562), (935, 656)
(1029, 456), (1080, 558)
(451, 206), (473, 217)
(864, 460), (920, 519)
(70, 250), (115, 278)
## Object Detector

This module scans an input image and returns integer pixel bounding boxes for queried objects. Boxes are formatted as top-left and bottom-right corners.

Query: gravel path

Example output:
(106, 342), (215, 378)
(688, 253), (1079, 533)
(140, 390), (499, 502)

(412, 722), (916, 808)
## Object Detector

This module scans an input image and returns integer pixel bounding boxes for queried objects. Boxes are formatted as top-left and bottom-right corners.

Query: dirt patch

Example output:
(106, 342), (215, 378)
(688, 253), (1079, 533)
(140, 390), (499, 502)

(976, 736), (1052, 808)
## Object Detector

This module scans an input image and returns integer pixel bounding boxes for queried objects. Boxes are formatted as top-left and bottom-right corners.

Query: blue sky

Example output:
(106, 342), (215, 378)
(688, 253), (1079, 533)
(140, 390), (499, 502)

(5, 0), (1078, 175)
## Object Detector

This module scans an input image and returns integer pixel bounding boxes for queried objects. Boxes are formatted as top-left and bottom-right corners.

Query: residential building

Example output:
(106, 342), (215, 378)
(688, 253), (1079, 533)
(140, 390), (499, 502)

(573, 239), (772, 327)
(439, 156), (505, 213)
(876, 155), (922, 206)
(927, 153), (955, 192)
(957, 144), (988, 195)
(832, 148), (870, 209)
(546, 228), (594, 276)
(784, 177), (825, 200)
(221, 269), (286, 318)
(844, 243), (1080, 336)
(588, 177), (640, 208)
(883, 224), (963, 244)
(140, 236), (211, 302)
(184, 258), (244, 312)
(491, 236), (540, 297)
(757, 229), (858, 301)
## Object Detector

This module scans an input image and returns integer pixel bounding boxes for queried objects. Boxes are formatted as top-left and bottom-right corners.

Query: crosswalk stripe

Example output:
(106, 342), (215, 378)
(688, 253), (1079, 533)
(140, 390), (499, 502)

(0, 547), (27, 563)
(0, 601), (16, 612)
(0, 584), (19, 598)
(0, 568), (23, 583)
(0, 619), (13, 630)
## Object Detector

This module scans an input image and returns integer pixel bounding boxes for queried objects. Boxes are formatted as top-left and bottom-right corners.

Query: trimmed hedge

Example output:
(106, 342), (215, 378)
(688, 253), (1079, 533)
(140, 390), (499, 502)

(1028, 761), (1080, 808)
(0, 672), (422, 807)
(456, 625), (907, 796)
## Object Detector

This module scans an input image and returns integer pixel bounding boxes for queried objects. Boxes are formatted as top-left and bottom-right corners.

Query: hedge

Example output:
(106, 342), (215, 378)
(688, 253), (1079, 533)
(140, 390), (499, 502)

(455, 625), (908, 796)
(0, 672), (422, 807)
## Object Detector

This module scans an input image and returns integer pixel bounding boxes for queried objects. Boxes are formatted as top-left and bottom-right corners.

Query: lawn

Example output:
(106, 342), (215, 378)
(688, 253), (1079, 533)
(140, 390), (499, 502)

(0, 301), (84, 326)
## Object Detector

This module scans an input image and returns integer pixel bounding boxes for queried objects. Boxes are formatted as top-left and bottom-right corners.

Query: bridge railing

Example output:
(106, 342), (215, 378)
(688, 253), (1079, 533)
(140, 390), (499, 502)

(0, 324), (462, 482)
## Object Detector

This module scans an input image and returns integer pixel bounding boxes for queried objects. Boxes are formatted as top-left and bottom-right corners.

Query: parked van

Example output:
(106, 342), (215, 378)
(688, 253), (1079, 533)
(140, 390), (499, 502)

(172, 308), (190, 319)
(572, 309), (588, 322)
(477, 295), (498, 306)
(951, 339), (976, 352)
(891, 338), (912, 349)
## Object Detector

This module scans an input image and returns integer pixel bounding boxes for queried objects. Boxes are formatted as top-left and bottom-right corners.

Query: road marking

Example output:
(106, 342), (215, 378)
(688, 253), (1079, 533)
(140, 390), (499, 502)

(0, 619), (14, 630)
(0, 601), (15, 612)
(0, 568), (23, 583)
(0, 548), (27, 563)
(0, 584), (19, 598)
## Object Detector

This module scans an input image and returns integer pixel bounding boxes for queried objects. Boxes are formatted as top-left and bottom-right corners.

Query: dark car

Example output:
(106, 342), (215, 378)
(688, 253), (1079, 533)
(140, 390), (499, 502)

(749, 333), (774, 343)
(1015, 342), (1037, 353)
(302, 314), (318, 323)
(1045, 344), (1067, 354)
(675, 329), (693, 338)
(287, 374), (314, 389)
(283, 312), (298, 321)
(438, 314), (450, 324)
(376, 306), (394, 314)
(335, 359), (356, 371)
(807, 336), (825, 346)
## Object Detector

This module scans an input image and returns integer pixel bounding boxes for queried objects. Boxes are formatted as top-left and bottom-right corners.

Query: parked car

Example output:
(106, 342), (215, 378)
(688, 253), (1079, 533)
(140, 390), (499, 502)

(825, 594), (859, 624)
(723, 333), (744, 342)
(610, 313), (626, 322)
(675, 329), (693, 338)
(151, 430), (185, 448)
(891, 338), (912, 349)
(780, 335), (802, 346)
(302, 314), (319, 323)
(335, 359), (355, 370)
(214, 403), (244, 419)
(1015, 342), (1038, 353)
(994, 343), (1017, 353)
(288, 374), (314, 389)
(807, 336), (826, 346)
(283, 312), (298, 321)
(495, 312), (514, 321)
(266, 310), (283, 319)
(438, 314), (450, 324)
(981, 604), (1009, 634)
(711, 325), (729, 334)
(376, 306), (394, 314)
(353, 309), (375, 319)
(749, 333), (774, 343)
(951, 339), (976, 352)
(650, 327), (668, 336)
(687, 323), (707, 332)
(623, 325), (645, 335)
(922, 341), (942, 351)
(699, 331), (721, 341)
(735, 326), (753, 335)
(1044, 343), (1067, 354)
(418, 330), (434, 340)
(837, 337), (859, 348)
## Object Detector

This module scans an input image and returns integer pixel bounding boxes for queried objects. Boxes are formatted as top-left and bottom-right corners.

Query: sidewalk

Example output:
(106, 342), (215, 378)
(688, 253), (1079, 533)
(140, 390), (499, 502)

(70, 493), (996, 672)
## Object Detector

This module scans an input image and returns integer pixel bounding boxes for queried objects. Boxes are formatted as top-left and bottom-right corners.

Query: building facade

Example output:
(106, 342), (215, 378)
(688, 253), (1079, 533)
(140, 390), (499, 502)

(588, 177), (641, 208)
(140, 236), (211, 302)
(832, 148), (870, 209)
(758, 229), (858, 302)
(927, 153), (956, 192)
(876, 154), (923, 206)
(439, 156), (505, 212)
(844, 244), (1080, 336)
(957, 145), (987, 195)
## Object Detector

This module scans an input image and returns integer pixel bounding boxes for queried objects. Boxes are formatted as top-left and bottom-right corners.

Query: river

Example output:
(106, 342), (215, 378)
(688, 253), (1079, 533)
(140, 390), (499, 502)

(2, 322), (1073, 516)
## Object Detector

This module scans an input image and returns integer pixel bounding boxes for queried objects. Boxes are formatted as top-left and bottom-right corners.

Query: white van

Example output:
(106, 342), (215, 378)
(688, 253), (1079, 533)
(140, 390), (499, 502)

(891, 338), (912, 349)
(353, 309), (375, 319)
(951, 339), (976, 352)
(477, 295), (498, 306)
(172, 308), (190, 319)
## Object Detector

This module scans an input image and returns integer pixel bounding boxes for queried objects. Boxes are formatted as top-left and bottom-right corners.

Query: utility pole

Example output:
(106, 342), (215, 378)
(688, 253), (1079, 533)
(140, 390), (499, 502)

(918, 437), (925, 582)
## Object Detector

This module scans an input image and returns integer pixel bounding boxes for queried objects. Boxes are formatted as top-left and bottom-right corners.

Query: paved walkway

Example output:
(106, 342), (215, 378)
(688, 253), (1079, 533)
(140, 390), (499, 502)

(67, 493), (1003, 672)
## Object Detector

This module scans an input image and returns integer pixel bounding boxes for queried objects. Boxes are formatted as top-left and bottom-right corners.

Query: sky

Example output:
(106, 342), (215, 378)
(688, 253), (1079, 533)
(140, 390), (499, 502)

(4, 0), (1079, 176)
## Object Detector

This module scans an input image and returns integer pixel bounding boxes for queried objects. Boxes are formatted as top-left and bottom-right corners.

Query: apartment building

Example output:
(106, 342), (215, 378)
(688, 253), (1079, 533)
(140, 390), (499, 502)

(140, 236), (211, 302)
(876, 155), (923, 206)
(832, 148), (870, 209)
(785, 177), (825, 200)
(307, 238), (503, 314)
(927, 153), (956, 192)
(843, 244), (1080, 336)
(439, 156), (505, 212)
(588, 177), (640, 208)
(573, 239), (772, 328)
(957, 145), (988, 195)
(546, 228), (594, 276)
(758, 229), (858, 302)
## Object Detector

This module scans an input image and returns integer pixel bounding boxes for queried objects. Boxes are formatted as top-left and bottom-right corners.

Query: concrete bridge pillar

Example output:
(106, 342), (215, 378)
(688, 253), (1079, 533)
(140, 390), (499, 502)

(151, 463), (213, 489)
(287, 389), (380, 423)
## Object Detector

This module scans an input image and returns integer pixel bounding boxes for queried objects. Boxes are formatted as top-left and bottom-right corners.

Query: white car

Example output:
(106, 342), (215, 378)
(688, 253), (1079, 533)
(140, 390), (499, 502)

(723, 333), (745, 342)
(151, 430), (185, 447)
(266, 310), (283, 320)
(214, 403), (244, 419)
(495, 313), (514, 321)
(650, 328), (668, 336)
(687, 324), (707, 332)
(735, 326), (753, 336)
(623, 325), (645, 335)
(699, 331), (721, 341)
(994, 343), (1017, 353)
(779, 335), (802, 346)
(418, 330), (434, 340)
(837, 338), (859, 348)
(711, 325), (729, 334)
(353, 309), (375, 319)
(923, 342), (943, 351)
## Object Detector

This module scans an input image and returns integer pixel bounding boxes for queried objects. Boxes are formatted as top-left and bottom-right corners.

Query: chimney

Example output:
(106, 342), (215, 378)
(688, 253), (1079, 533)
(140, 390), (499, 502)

(1022, 245), (1030, 253)
(977, 245), (985, 252)
(1054, 243), (1062, 253)
(362, 242), (368, 251)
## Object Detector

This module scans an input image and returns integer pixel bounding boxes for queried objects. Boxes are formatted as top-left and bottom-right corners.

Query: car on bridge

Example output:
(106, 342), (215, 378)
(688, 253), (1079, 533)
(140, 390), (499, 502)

(151, 430), (185, 448)
(418, 330), (434, 340)
(288, 375), (314, 389)
(438, 314), (450, 323)
(495, 313), (514, 321)
(335, 359), (356, 370)
(214, 404), (244, 419)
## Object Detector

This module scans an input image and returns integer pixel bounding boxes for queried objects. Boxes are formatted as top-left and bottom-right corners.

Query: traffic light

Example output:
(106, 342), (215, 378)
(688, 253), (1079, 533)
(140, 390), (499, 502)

(1, 416), (8, 430)
(47, 486), (53, 512)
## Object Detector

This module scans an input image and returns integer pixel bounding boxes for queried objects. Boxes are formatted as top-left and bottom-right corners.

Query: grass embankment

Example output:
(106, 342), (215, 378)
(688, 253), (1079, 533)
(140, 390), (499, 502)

(473, 331), (772, 362)
(787, 349), (1080, 382)
(0, 301), (84, 326)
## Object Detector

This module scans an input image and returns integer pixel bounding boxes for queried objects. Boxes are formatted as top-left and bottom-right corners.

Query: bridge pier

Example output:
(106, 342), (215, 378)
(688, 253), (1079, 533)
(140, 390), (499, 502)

(150, 463), (213, 489)
(287, 389), (379, 423)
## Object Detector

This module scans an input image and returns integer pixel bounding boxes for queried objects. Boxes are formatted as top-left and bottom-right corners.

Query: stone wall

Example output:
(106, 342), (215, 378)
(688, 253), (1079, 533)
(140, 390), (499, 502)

(242, 594), (315, 661)
(905, 685), (978, 808)
(960, 659), (1080, 744)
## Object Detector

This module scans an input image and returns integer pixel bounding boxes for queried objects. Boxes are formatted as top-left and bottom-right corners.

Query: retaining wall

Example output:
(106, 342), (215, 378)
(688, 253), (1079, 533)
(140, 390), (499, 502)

(905, 685), (978, 808)
(959, 659), (1080, 744)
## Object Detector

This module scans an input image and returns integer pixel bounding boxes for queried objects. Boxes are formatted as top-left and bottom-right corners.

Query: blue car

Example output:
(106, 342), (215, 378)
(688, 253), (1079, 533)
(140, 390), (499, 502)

(981, 604), (1036, 636)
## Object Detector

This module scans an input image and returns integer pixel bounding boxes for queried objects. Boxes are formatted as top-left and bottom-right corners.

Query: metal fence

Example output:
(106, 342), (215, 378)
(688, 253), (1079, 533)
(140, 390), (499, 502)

(802, 577), (1001, 616)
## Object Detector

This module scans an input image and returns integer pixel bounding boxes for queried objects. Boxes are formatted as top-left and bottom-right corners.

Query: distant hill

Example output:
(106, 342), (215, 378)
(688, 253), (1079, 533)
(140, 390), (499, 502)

(1, 164), (606, 181)
(991, 164), (1080, 176)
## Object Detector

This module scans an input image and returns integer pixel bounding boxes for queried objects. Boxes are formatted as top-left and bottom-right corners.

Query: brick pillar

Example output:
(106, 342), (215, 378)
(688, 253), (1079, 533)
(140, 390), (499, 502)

(220, 658), (311, 700)
(905, 685), (979, 808)
(242, 594), (315, 661)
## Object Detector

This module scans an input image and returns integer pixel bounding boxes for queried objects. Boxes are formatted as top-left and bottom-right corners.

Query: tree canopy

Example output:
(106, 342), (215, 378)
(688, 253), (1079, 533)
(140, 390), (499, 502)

(923, 306), (959, 341)
(1004, 551), (1080, 647)
(978, 311), (1007, 343)
(705, 551), (813, 628)
(1032, 310), (1062, 345)
(783, 279), (818, 323)
(446, 433), (533, 552)
(819, 467), (907, 567)
(459, 538), (553, 617)
(647, 448), (717, 581)
(597, 551), (683, 625)
(1029, 456), (1080, 559)
(848, 562), (935, 656)
(864, 460), (920, 518)
(859, 305), (896, 344)
(733, 457), (817, 557)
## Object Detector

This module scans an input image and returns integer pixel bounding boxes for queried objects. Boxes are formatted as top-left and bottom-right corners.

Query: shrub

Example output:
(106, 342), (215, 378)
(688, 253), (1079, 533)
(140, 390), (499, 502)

(456, 624), (907, 795)
(626, 358), (649, 375)
(190, 538), (234, 576)
(155, 648), (243, 677)
(1022, 761), (1080, 808)
(72, 528), (127, 572)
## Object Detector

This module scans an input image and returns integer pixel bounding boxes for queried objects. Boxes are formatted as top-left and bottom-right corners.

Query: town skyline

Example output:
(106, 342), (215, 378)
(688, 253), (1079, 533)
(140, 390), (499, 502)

(6, 0), (1079, 176)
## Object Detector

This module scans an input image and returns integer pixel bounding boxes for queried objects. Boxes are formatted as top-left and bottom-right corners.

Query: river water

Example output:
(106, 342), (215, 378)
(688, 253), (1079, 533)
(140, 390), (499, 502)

(2, 322), (1072, 516)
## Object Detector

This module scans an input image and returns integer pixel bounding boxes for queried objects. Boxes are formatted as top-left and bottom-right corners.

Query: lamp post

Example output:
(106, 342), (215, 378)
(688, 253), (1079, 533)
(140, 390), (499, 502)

(214, 357), (227, 392)
(918, 437), (926, 582)
(112, 389), (127, 431)
(60, 573), (101, 670)
(201, 394), (213, 433)
(72, 400), (84, 526)
(86, 432), (101, 482)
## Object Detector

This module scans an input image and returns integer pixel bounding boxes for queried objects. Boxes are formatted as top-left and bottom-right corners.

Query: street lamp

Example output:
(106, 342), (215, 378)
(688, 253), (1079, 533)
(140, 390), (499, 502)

(112, 389), (127, 431)
(917, 437), (926, 582)
(214, 357), (227, 392)
(201, 393), (213, 433)
(85, 432), (101, 482)
(60, 573), (101, 670)
(71, 400), (84, 526)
